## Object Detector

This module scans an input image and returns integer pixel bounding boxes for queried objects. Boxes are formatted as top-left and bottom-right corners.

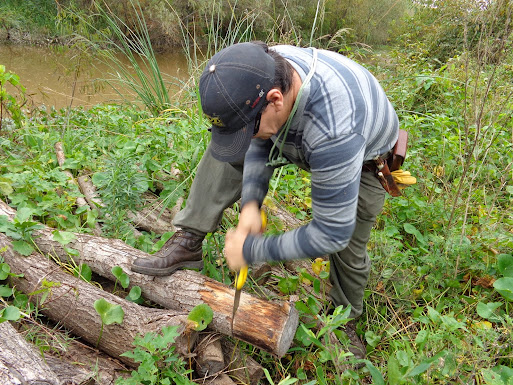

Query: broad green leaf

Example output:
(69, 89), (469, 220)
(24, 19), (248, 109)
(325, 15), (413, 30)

(86, 209), (98, 229)
(52, 230), (76, 246)
(481, 365), (513, 385)
(0, 263), (11, 280)
(15, 207), (34, 223)
(476, 302), (503, 321)
(403, 223), (425, 244)
(12, 240), (34, 256)
(497, 254), (513, 278)
(365, 330), (381, 348)
(415, 329), (429, 349)
(315, 365), (328, 385)
(111, 266), (123, 277)
(313, 278), (320, 293)
(0, 216), (10, 232)
(0, 180), (13, 196)
(277, 276), (298, 294)
(74, 264), (92, 282)
(408, 350), (447, 377)
(160, 325), (180, 345)
(0, 285), (13, 297)
(295, 301), (312, 315)
(91, 172), (109, 188)
(295, 324), (313, 347)
(111, 266), (129, 289)
(0, 305), (21, 321)
(319, 271), (329, 280)
(64, 247), (80, 257)
(186, 304), (213, 331)
(396, 350), (410, 367)
(13, 294), (29, 311)
(126, 286), (142, 302)
(387, 356), (404, 384)
(61, 158), (80, 170)
(94, 298), (125, 325)
(494, 278), (513, 301)
(307, 296), (320, 315)
(364, 360), (385, 385)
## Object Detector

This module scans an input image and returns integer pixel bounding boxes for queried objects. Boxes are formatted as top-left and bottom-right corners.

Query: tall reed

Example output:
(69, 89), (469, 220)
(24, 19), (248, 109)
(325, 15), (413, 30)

(90, 1), (173, 115)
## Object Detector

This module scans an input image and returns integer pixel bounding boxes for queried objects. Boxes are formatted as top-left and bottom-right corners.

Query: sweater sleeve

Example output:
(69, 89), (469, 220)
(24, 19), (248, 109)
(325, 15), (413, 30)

(242, 133), (366, 264)
(240, 138), (276, 209)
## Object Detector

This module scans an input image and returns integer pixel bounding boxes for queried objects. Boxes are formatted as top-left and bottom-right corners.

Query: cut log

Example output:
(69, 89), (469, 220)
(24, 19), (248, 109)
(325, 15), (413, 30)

(206, 374), (236, 385)
(0, 200), (298, 357)
(0, 233), (193, 367)
(0, 321), (61, 385)
(194, 333), (225, 377)
(220, 339), (264, 385)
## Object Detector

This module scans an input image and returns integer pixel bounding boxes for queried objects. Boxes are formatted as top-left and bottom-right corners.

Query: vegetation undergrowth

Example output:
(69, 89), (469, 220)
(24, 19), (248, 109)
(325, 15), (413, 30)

(0, 0), (512, 384)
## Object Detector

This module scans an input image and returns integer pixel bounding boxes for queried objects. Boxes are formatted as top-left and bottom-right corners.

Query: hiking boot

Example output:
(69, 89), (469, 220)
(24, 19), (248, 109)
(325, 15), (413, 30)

(131, 230), (204, 276)
(341, 320), (366, 368)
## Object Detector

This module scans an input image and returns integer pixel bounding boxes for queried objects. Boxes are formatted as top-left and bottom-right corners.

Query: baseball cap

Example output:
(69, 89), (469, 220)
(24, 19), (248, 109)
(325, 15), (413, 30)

(199, 42), (275, 162)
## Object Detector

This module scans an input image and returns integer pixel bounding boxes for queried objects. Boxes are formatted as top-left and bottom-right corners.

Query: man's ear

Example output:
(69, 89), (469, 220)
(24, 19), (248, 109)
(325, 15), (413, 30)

(266, 88), (284, 110)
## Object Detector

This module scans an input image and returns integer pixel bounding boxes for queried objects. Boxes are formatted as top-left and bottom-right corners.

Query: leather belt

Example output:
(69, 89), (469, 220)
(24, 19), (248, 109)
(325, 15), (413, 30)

(361, 129), (409, 197)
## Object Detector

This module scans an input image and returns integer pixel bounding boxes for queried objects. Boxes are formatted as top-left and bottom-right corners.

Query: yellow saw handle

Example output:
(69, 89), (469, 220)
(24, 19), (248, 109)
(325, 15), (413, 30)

(234, 209), (267, 290)
(235, 266), (248, 290)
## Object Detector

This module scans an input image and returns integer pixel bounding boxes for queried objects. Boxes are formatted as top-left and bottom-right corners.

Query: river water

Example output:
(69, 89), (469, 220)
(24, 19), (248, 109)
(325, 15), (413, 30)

(0, 44), (191, 110)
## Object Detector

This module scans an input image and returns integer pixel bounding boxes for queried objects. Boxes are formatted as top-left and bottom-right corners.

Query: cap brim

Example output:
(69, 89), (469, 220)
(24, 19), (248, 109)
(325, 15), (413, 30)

(210, 120), (256, 163)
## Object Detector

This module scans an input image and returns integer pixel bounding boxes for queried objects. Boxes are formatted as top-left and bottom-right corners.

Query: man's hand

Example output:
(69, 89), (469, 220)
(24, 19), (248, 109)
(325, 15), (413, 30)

(224, 201), (262, 271)
(237, 201), (262, 235)
(224, 228), (248, 271)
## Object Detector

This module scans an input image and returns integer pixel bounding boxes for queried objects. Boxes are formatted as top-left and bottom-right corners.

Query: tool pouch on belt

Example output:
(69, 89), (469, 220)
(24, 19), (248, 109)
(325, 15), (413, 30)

(371, 129), (408, 197)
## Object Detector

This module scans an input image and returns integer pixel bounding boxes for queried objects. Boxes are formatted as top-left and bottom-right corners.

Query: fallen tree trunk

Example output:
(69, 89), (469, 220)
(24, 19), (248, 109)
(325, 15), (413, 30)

(0, 200), (298, 357)
(46, 336), (129, 385)
(44, 355), (97, 385)
(0, 321), (61, 385)
(0, 233), (193, 367)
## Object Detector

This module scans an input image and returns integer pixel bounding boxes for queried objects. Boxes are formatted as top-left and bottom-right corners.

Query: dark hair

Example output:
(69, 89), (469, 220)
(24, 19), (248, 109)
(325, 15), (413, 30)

(251, 41), (295, 95)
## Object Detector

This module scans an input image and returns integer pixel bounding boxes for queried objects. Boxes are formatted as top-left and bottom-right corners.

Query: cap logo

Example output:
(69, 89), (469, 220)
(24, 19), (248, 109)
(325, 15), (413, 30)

(205, 114), (225, 127)
(251, 89), (265, 108)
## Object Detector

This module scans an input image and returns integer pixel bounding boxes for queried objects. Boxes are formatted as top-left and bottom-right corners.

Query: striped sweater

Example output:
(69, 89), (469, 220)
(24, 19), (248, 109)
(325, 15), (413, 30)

(241, 45), (399, 264)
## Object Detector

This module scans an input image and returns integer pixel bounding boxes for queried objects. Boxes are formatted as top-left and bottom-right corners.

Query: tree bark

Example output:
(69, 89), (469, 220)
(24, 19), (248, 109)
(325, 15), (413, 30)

(0, 200), (298, 357)
(45, 336), (129, 385)
(0, 233), (193, 367)
(0, 321), (61, 385)
(220, 339), (264, 385)
(194, 333), (225, 377)
(44, 355), (96, 385)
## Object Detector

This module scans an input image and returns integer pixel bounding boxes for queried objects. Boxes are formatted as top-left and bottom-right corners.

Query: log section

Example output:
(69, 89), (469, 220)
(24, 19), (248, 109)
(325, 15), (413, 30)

(0, 233), (192, 367)
(0, 200), (298, 357)
(0, 321), (61, 385)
